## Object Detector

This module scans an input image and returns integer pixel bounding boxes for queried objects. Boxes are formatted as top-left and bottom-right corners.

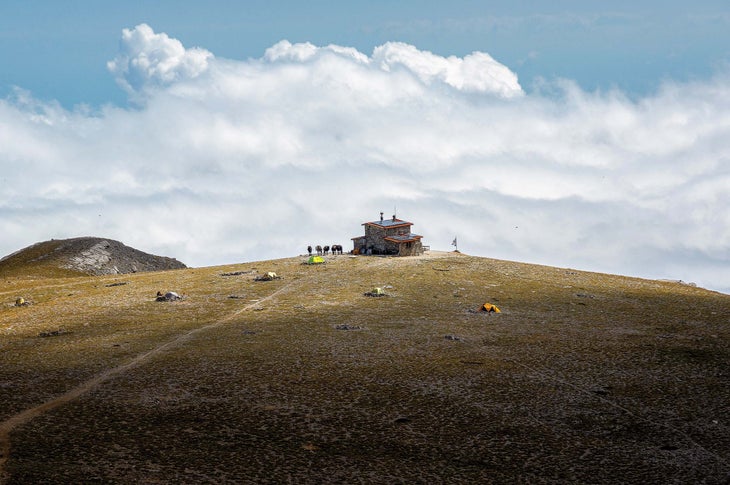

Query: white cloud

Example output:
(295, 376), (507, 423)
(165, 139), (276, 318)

(372, 42), (523, 97)
(107, 23), (213, 98)
(1, 25), (729, 294)
(264, 40), (370, 65)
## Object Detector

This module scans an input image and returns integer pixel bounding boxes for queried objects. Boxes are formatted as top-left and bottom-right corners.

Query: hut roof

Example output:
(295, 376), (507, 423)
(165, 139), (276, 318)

(362, 218), (413, 229)
(384, 234), (423, 243)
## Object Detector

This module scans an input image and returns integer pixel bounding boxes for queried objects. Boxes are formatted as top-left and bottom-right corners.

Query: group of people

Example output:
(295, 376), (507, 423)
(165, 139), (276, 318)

(307, 244), (343, 256)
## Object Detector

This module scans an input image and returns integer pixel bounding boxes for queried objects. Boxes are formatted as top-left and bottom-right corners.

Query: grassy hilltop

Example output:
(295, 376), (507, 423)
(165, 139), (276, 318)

(1, 251), (729, 483)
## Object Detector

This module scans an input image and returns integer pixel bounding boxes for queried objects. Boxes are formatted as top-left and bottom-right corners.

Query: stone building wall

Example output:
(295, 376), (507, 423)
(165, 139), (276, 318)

(397, 240), (423, 256)
(354, 218), (424, 256)
(364, 226), (388, 252)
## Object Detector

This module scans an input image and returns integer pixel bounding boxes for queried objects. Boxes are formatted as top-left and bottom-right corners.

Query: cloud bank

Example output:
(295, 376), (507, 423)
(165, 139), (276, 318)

(1, 24), (728, 293)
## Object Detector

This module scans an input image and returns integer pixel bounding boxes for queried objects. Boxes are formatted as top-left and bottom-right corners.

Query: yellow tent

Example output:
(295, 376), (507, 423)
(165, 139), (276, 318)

(364, 287), (385, 297)
(480, 303), (501, 313)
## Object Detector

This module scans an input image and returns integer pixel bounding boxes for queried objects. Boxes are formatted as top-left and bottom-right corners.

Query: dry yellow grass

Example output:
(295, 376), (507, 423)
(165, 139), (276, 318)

(1, 251), (728, 483)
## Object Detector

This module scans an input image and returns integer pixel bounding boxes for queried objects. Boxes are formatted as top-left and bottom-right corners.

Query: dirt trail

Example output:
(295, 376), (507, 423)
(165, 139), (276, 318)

(0, 280), (297, 484)
(0, 253), (451, 481)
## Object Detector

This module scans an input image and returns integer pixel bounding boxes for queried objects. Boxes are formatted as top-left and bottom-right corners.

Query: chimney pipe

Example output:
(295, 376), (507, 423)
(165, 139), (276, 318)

(380, 212), (384, 222)
(392, 214), (396, 221)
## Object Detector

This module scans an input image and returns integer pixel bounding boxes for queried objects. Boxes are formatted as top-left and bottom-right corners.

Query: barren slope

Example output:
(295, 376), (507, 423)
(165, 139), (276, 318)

(1, 252), (728, 484)
(0, 237), (186, 279)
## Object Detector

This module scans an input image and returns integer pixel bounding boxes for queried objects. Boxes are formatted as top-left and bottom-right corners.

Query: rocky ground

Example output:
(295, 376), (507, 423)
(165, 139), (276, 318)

(0, 237), (186, 278)
(0, 252), (728, 483)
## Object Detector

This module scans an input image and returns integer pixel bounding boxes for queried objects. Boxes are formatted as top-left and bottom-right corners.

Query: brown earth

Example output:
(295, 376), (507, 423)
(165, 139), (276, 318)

(0, 251), (728, 484)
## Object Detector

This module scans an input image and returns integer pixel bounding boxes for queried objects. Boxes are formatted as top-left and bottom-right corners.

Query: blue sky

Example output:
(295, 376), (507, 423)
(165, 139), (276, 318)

(3, 1), (729, 107)
(1, 1), (729, 293)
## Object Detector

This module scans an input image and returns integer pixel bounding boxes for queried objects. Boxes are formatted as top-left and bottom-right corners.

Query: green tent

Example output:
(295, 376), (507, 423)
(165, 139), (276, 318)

(307, 255), (325, 264)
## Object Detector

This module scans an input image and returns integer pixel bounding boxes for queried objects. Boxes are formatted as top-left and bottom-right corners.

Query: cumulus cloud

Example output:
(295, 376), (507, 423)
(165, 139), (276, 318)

(262, 39), (523, 98)
(107, 23), (213, 98)
(1, 25), (729, 293)
(372, 42), (523, 97)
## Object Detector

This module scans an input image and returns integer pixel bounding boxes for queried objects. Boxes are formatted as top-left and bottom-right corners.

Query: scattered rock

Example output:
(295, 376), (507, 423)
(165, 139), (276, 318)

(156, 291), (182, 302)
(444, 334), (462, 341)
(591, 385), (613, 396)
(105, 282), (128, 287)
(221, 270), (252, 277)
(335, 324), (362, 331)
(658, 279), (697, 287)
(301, 442), (319, 452)
(39, 329), (70, 338)
(254, 272), (280, 281)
